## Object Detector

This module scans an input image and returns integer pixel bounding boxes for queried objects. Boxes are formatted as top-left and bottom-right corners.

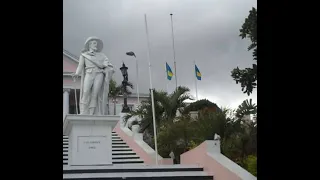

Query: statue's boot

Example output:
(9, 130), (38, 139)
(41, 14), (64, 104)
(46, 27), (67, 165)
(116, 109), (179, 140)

(89, 108), (95, 115)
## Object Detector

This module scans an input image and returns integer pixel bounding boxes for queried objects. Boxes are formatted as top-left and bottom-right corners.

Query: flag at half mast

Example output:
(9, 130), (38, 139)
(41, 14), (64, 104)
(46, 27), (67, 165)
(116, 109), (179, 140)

(195, 64), (201, 80)
(166, 62), (173, 80)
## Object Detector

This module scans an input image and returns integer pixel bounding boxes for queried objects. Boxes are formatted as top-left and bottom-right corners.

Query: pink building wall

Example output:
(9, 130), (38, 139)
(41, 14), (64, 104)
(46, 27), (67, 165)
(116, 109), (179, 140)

(63, 55), (77, 72)
(181, 141), (254, 180)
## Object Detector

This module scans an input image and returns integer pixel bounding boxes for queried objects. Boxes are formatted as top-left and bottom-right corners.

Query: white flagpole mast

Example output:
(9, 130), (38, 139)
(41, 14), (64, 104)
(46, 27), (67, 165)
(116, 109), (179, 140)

(144, 14), (159, 165)
(194, 60), (198, 101)
(170, 14), (178, 90)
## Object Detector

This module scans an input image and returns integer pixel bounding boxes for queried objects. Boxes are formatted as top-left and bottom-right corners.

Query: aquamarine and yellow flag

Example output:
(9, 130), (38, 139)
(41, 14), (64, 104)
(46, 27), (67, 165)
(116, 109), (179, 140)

(166, 62), (173, 80)
(195, 64), (201, 80)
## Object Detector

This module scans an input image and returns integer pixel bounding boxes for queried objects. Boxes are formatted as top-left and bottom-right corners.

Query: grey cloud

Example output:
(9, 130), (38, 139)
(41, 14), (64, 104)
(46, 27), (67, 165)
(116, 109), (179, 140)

(63, 0), (257, 108)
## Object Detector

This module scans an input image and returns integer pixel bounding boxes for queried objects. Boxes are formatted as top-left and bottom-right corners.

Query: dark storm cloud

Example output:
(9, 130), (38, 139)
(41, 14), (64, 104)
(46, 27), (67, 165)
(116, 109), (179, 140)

(63, 0), (257, 108)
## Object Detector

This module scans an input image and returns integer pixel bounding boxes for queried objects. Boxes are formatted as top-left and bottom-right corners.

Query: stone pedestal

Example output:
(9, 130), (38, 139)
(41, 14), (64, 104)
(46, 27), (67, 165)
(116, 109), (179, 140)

(63, 114), (119, 166)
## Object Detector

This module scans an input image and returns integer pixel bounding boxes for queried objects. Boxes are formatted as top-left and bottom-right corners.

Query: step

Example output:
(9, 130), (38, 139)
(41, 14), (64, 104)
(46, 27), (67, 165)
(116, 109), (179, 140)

(112, 147), (132, 151)
(112, 154), (140, 159)
(63, 164), (203, 171)
(111, 141), (126, 144)
(63, 139), (123, 142)
(112, 136), (121, 138)
(63, 159), (144, 165)
(63, 171), (211, 179)
(63, 143), (125, 146)
(63, 148), (134, 152)
(63, 141), (126, 145)
(64, 156), (139, 160)
(63, 165), (205, 174)
(111, 137), (121, 140)
(64, 152), (138, 156)
(112, 146), (129, 149)
(112, 159), (144, 164)
(112, 151), (136, 155)
(63, 153), (138, 159)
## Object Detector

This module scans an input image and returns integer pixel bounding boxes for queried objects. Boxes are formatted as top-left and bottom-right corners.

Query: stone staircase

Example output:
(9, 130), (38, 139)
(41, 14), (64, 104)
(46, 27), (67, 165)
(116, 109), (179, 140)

(63, 131), (213, 179)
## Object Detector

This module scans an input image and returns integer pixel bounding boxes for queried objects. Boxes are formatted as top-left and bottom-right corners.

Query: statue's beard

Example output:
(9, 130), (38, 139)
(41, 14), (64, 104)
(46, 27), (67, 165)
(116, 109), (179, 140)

(89, 47), (97, 52)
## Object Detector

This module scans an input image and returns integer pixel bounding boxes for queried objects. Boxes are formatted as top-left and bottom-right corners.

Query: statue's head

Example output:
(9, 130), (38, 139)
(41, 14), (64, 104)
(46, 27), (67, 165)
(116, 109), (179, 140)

(82, 36), (104, 53)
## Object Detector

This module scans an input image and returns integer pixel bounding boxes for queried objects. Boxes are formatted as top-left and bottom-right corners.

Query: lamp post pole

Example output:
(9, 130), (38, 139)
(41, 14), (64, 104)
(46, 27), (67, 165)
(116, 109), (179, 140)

(126, 51), (139, 104)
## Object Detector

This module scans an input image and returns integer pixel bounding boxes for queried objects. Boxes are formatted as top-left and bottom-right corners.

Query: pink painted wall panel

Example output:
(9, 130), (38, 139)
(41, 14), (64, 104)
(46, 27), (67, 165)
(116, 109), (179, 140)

(63, 55), (77, 72)
(181, 142), (241, 180)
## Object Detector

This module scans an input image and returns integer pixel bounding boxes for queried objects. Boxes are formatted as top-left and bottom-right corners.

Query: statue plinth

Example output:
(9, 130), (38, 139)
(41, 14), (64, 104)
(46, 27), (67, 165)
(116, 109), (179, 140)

(63, 114), (119, 166)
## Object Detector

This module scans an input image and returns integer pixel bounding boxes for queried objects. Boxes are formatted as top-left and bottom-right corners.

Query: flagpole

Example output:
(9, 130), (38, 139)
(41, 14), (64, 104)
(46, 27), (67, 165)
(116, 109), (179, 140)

(135, 56), (140, 104)
(194, 60), (198, 101)
(170, 13), (178, 90)
(144, 14), (159, 165)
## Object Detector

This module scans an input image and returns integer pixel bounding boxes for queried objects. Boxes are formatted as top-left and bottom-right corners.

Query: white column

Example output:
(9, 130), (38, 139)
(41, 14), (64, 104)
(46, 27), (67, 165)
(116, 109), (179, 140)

(63, 88), (70, 120)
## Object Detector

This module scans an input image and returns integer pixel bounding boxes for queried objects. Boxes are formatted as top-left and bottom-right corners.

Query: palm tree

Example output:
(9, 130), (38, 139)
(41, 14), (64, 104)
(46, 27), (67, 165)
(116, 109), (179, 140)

(235, 99), (257, 120)
(124, 86), (193, 144)
(109, 79), (121, 115)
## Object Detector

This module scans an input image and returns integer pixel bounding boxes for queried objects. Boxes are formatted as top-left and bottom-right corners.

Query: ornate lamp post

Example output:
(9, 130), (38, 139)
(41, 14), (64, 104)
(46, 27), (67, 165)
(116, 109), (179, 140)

(126, 51), (139, 104)
(120, 63), (132, 113)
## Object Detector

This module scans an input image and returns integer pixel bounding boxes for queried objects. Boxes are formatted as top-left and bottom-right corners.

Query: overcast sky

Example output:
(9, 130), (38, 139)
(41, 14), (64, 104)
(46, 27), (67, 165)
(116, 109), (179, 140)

(63, 0), (257, 109)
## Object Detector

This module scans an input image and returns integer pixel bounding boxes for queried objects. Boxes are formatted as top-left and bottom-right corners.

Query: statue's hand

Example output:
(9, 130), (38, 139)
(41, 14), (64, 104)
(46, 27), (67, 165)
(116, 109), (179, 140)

(72, 73), (80, 82)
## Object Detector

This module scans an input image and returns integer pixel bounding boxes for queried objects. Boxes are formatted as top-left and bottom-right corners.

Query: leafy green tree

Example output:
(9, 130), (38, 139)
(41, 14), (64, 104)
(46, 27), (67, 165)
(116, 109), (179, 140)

(124, 86), (192, 145)
(108, 79), (121, 115)
(244, 155), (257, 176)
(182, 99), (220, 114)
(235, 99), (257, 119)
(231, 7), (257, 95)
(157, 115), (196, 162)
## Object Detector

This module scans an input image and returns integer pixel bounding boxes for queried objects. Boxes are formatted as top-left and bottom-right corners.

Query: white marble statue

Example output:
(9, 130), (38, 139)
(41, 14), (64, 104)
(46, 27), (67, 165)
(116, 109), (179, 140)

(72, 37), (115, 115)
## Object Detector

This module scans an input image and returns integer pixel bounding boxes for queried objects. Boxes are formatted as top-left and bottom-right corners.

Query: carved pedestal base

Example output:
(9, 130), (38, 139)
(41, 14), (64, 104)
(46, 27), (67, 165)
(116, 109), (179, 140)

(63, 115), (119, 166)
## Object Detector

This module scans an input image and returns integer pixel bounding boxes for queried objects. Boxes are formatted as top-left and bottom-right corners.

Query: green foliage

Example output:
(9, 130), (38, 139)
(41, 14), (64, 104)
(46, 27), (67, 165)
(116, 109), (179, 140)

(243, 155), (257, 176)
(240, 7), (257, 52)
(235, 99), (257, 119)
(193, 109), (231, 141)
(231, 7), (257, 96)
(157, 115), (198, 163)
(231, 66), (257, 96)
(109, 79), (121, 98)
(131, 120), (139, 126)
(182, 99), (220, 114)
(124, 86), (193, 135)
(123, 85), (257, 175)
(109, 79), (121, 115)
